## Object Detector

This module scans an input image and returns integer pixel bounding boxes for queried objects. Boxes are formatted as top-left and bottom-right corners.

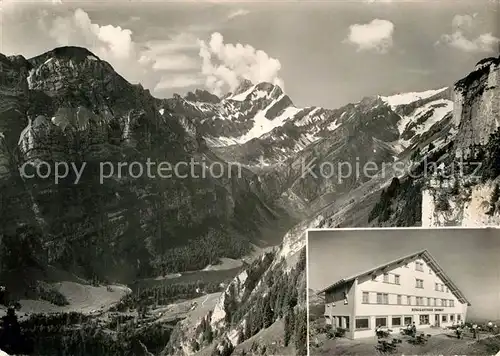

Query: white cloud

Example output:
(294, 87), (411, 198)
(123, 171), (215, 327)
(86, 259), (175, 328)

(227, 9), (250, 19)
(451, 14), (476, 31)
(48, 9), (134, 59)
(198, 32), (284, 96)
(0, 5), (207, 93)
(141, 34), (201, 73)
(344, 19), (395, 54)
(437, 14), (499, 53)
(151, 54), (199, 71)
(438, 32), (499, 53)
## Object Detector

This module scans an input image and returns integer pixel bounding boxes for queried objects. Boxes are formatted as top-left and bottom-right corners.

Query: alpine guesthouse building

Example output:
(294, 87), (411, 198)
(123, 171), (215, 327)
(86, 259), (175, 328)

(319, 250), (470, 339)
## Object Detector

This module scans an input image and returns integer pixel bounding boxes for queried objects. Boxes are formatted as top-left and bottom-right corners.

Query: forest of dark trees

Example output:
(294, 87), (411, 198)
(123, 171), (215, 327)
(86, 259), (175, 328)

(15, 311), (177, 355)
(112, 279), (225, 312)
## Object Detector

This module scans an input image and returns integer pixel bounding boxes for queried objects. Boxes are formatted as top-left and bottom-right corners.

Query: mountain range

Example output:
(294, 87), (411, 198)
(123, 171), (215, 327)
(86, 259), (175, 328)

(0, 46), (498, 355)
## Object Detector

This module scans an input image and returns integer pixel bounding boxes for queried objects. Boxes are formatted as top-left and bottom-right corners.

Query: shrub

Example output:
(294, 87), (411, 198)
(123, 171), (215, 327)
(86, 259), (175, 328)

(335, 328), (346, 338)
(33, 281), (69, 306)
(435, 194), (450, 211)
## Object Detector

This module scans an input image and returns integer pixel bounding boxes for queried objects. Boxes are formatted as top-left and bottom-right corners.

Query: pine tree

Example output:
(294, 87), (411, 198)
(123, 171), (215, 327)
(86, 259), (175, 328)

(450, 177), (460, 195)
(294, 309), (307, 356)
(488, 184), (500, 215)
(245, 313), (253, 340)
(263, 299), (274, 328)
(203, 323), (214, 344)
(237, 329), (245, 344)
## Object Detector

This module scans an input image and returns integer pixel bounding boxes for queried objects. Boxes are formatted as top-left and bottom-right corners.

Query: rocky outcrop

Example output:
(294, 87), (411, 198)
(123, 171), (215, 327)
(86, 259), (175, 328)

(419, 57), (500, 227)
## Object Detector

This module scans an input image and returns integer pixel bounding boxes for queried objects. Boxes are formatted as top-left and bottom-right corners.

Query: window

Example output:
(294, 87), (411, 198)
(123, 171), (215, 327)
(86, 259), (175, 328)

(406, 296), (411, 305)
(404, 316), (412, 325)
(383, 273), (389, 283)
(392, 317), (402, 326)
(431, 298), (435, 306)
(442, 299), (447, 307)
(356, 318), (369, 330)
(458, 315), (461, 321)
(394, 275), (400, 285)
(450, 314), (455, 322)
(416, 279), (424, 288)
(415, 262), (424, 272)
(375, 293), (388, 304)
(375, 317), (387, 327)
(440, 284), (444, 292)
(449, 300), (454, 307)
(362, 292), (369, 304)
(397, 295), (402, 305)
(427, 298), (431, 306)
(442, 315), (448, 322)
(446, 287), (449, 293)
(419, 315), (430, 325)
(435, 283), (439, 291)
(429, 269), (432, 275)
(416, 297), (423, 306)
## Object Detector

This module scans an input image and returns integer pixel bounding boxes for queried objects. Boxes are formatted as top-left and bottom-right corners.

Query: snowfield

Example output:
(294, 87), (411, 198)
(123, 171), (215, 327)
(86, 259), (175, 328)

(380, 87), (449, 109)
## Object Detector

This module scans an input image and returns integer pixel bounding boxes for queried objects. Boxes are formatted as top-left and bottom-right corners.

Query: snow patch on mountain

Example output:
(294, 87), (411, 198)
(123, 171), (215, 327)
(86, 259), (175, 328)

(381, 87), (449, 109)
(397, 98), (453, 146)
(216, 96), (301, 144)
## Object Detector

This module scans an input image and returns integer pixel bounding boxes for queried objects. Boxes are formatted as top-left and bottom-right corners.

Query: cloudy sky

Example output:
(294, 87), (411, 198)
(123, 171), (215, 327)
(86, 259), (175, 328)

(1, 0), (498, 108)
(308, 228), (500, 321)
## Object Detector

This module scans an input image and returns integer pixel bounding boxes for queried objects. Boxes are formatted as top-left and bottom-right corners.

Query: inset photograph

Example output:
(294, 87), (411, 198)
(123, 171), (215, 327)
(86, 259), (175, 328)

(307, 227), (500, 356)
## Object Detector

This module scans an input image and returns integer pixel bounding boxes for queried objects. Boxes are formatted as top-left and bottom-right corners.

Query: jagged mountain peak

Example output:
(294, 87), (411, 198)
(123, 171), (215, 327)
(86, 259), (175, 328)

(455, 55), (499, 93)
(184, 88), (220, 104)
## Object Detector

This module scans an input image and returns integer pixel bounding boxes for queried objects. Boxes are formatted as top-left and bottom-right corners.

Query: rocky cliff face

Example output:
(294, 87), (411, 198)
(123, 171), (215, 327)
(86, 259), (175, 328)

(420, 56), (500, 227)
(453, 57), (500, 150)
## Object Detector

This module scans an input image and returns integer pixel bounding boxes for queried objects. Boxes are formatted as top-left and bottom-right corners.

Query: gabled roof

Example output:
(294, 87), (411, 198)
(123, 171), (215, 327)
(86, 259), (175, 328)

(317, 249), (471, 306)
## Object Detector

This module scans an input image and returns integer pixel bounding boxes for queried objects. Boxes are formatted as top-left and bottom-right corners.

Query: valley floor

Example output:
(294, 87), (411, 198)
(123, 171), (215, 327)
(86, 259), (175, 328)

(0, 281), (130, 319)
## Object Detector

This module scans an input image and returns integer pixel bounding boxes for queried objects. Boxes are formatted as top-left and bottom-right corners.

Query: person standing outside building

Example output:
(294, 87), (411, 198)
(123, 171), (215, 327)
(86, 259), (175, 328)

(411, 322), (417, 337)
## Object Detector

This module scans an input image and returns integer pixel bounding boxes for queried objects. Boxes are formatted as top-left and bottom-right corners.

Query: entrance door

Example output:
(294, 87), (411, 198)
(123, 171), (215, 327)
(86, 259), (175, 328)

(435, 314), (440, 326)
